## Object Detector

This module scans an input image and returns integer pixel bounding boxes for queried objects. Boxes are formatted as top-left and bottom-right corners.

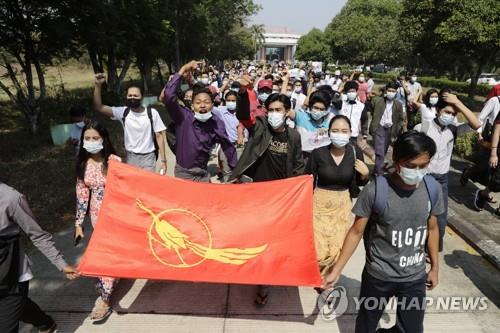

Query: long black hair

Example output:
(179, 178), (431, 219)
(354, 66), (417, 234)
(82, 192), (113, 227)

(76, 120), (116, 180)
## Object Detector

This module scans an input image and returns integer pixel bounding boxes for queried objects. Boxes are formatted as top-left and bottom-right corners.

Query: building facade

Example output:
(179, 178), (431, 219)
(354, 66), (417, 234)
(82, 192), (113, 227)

(256, 27), (301, 62)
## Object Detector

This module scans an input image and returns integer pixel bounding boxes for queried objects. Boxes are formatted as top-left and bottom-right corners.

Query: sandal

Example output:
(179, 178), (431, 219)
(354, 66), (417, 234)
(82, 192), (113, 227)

(254, 292), (269, 308)
(89, 298), (112, 322)
(460, 167), (470, 186)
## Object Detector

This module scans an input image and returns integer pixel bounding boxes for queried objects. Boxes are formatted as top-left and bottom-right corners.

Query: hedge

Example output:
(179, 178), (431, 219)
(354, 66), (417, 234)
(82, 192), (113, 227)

(370, 72), (492, 97)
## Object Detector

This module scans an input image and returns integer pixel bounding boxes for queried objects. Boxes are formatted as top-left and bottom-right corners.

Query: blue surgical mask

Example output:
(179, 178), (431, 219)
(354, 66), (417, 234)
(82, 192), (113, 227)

(438, 113), (454, 126)
(398, 166), (427, 186)
(267, 112), (285, 129)
(310, 108), (329, 121)
(199, 78), (209, 85)
(258, 93), (270, 103)
(226, 101), (237, 111)
(194, 111), (212, 122)
(329, 133), (350, 148)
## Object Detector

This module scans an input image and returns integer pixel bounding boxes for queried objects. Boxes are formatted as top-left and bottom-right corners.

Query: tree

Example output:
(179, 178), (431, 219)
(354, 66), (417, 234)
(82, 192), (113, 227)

(249, 24), (265, 60)
(324, 0), (408, 65)
(0, 0), (78, 133)
(295, 28), (331, 63)
(400, 0), (500, 96)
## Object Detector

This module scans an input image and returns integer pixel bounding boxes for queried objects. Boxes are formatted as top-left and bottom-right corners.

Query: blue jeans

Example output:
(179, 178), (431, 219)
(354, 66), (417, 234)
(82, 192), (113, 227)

(430, 173), (448, 252)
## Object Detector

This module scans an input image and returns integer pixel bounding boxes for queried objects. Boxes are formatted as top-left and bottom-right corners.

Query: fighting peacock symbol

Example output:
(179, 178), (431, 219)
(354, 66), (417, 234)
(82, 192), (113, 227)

(136, 199), (268, 268)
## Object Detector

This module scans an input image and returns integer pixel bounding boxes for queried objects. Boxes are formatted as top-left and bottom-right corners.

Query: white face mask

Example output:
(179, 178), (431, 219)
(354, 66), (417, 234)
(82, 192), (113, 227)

(346, 92), (357, 101)
(310, 108), (328, 120)
(429, 97), (439, 106)
(200, 78), (209, 85)
(258, 93), (270, 103)
(267, 112), (285, 129)
(386, 91), (396, 100)
(286, 91), (292, 97)
(410, 76), (417, 83)
(294, 87), (302, 93)
(329, 133), (350, 148)
(75, 121), (85, 128)
(226, 101), (237, 111)
(398, 166), (427, 186)
(83, 140), (103, 154)
(194, 111), (212, 122)
(358, 76), (365, 82)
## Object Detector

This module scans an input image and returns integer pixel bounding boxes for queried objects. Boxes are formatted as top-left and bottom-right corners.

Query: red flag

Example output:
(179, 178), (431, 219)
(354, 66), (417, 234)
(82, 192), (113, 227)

(78, 160), (321, 286)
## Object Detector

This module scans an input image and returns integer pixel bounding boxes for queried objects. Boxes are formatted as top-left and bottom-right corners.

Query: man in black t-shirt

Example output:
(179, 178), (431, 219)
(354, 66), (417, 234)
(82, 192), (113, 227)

(229, 92), (304, 307)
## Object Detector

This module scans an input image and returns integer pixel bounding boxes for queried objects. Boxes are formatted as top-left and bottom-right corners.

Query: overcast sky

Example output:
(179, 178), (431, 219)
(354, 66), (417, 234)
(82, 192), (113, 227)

(249, 0), (348, 34)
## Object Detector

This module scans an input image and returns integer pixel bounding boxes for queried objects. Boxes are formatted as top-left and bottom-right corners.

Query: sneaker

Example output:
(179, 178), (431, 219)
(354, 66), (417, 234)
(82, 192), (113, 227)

(474, 189), (486, 211)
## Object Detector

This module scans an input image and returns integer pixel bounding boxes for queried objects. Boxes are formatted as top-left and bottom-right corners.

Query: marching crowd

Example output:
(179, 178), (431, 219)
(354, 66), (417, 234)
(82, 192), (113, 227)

(1, 59), (500, 333)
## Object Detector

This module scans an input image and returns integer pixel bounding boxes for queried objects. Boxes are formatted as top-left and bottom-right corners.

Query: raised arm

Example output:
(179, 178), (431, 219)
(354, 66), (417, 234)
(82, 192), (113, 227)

(443, 93), (481, 130)
(163, 60), (201, 123)
(93, 73), (113, 117)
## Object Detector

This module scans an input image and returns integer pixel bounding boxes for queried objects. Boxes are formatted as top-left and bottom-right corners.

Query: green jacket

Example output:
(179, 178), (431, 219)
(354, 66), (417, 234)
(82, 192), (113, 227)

(369, 96), (404, 141)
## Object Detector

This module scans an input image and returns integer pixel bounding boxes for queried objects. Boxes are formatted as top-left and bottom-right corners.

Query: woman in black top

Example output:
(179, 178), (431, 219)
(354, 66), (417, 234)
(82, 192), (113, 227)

(306, 115), (369, 291)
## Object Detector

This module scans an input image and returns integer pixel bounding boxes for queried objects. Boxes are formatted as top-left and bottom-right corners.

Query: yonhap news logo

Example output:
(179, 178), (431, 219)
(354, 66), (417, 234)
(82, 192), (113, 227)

(317, 286), (490, 321)
(317, 286), (349, 321)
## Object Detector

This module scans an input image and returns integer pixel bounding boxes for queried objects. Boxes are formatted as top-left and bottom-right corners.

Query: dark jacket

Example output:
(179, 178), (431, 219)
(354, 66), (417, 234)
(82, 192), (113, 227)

(369, 96), (404, 141)
(229, 91), (304, 181)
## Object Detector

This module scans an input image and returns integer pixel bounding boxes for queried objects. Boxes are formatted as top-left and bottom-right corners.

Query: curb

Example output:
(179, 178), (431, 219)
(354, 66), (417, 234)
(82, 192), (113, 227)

(447, 205), (500, 270)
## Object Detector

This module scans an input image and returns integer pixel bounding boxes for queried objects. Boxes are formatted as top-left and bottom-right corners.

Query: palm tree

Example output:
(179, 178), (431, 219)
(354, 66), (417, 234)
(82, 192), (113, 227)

(249, 24), (265, 60)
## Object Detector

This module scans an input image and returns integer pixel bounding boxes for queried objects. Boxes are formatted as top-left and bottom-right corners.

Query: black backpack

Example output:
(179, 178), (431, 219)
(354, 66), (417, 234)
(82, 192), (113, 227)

(122, 106), (159, 159)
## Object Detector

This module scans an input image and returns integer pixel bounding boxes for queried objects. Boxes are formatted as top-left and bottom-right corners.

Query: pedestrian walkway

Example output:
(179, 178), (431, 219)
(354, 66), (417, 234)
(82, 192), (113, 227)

(20, 146), (500, 332)
(20, 223), (500, 332)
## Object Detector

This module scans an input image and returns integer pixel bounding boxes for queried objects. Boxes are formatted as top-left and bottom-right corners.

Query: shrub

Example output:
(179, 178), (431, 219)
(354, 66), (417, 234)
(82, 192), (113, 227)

(371, 73), (491, 97)
(454, 130), (480, 161)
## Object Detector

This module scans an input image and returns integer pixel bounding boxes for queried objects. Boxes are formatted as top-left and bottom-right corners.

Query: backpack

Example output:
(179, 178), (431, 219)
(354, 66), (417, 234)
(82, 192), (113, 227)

(372, 175), (440, 217)
(122, 105), (159, 159)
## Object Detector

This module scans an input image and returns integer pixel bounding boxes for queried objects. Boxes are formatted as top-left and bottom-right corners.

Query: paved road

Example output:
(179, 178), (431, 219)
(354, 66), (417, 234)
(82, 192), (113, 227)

(20, 146), (500, 332)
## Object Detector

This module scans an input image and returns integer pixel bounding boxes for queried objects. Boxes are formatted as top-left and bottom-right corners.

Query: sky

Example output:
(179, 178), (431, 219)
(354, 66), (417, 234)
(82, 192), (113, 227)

(249, 0), (348, 35)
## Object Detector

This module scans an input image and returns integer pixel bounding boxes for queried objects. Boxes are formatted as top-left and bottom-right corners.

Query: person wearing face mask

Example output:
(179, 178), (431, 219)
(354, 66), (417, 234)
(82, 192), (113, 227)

(213, 91), (244, 181)
(414, 91), (480, 251)
(68, 106), (87, 153)
(93, 74), (167, 173)
(73, 120), (121, 321)
(163, 60), (237, 182)
(230, 92), (304, 307)
(369, 81), (405, 176)
(198, 72), (210, 87)
(330, 69), (343, 91)
(339, 81), (367, 144)
(287, 91), (333, 162)
(407, 72), (423, 129)
(306, 115), (369, 292)
(412, 89), (440, 123)
(323, 131), (445, 333)
(350, 71), (369, 103)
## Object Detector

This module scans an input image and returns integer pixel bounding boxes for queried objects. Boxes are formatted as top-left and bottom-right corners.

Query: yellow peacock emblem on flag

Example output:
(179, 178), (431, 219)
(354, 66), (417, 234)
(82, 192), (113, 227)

(136, 199), (267, 268)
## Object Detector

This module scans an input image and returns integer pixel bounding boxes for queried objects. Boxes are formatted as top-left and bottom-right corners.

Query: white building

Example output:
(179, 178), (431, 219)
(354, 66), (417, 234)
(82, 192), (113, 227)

(256, 27), (301, 62)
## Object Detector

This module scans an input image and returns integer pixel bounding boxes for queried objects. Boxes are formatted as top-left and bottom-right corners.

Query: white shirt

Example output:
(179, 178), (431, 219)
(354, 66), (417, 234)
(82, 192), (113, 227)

(339, 100), (365, 137)
(419, 104), (437, 123)
(414, 120), (454, 174)
(367, 78), (375, 93)
(380, 100), (394, 127)
(408, 81), (422, 101)
(290, 92), (307, 111)
(112, 106), (166, 154)
(329, 77), (343, 91)
(478, 96), (500, 133)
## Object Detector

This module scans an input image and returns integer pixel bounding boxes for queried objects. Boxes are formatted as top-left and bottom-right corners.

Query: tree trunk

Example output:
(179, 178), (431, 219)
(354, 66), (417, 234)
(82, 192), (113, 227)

(88, 45), (104, 73)
(34, 58), (46, 100)
(116, 55), (132, 94)
(468, 65), (482, 98)
(156, 61), (165, 87)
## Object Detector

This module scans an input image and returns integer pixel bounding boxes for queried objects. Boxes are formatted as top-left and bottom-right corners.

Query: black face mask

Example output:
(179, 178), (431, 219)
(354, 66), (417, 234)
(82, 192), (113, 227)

(126, 98), (142, 108)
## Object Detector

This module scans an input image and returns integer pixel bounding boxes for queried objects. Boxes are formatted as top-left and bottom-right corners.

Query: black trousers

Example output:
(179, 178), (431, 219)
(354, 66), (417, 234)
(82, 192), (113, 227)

(0, 281), (54, 333)
(355, 269), (426, 333)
